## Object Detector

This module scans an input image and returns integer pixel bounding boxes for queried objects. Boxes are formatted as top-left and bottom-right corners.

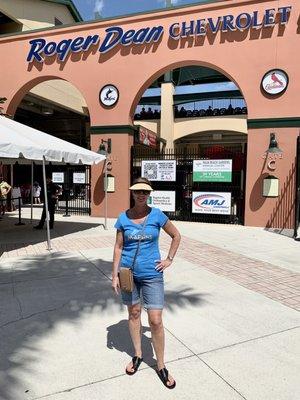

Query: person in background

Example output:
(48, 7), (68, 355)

(112, 177), (181, 389)
(34, 176), (61, 229)
(32, 181), (41, 204)
(0, 175), (11, 216)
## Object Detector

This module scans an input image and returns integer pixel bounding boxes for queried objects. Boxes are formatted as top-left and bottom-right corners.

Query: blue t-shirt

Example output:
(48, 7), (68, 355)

(114, 207), (168, 279)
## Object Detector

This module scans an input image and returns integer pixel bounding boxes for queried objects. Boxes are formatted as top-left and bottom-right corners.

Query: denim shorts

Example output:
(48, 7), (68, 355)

(121, 275), (164, 310)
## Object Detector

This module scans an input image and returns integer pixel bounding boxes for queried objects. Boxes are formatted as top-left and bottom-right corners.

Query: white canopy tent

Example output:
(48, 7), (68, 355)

(0, 115), (106, 250)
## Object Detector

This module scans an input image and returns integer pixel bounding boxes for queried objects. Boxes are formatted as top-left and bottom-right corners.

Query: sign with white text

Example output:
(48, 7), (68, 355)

(193, 160), (232, 182)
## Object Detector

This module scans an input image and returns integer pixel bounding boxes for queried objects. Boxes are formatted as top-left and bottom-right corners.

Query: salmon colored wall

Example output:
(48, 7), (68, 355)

(245, 128), (299, 228)
(90, 133), (134, 217)
(0, 0), (299, 224)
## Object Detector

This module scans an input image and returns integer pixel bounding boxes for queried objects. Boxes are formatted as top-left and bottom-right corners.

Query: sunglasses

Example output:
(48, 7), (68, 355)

(132, 190), (151, 195)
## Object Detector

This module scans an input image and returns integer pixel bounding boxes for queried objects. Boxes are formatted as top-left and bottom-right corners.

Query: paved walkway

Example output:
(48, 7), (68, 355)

(0, 209), (299, 400)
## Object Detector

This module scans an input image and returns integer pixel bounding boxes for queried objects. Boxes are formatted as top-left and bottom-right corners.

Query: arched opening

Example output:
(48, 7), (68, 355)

(131, 64), (248, 225)
(6, 78), (92, 216)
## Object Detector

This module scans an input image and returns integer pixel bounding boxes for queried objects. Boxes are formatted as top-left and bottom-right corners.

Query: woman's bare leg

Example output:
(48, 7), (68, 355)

(126, 303), (142, 372)
(148, 309), (175, 386)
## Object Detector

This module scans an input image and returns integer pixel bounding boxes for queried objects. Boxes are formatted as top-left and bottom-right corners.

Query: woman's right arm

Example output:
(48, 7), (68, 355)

(112, 230), (123, 294)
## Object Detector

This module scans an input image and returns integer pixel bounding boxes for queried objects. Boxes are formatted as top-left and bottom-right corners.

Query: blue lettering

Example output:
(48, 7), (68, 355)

(145, 26), (164, 43)
(133, 28), (150, 43)
(44, 41), (56, 56)
(252, 11), (263, 29)
(264, 9), (276, 27)
(208, 200), (220, 206)
(99, 27), (123, 53)
(70, 37), (85, 52)
(82, 35), (99, 51)
(195, 19), (206, 35)
(27, 38), (46, 62)
(222, 15), (236, 32)
(121, 29), (135, 45)
(202, 200), (209, 205)
(181, 21), (195, 37)
(169, 23), (180, 39)
(56, 39), (72, 61)
(207, 17), (221, 34)
(236, 13), (252, 30)
(278, 6), (292, 24)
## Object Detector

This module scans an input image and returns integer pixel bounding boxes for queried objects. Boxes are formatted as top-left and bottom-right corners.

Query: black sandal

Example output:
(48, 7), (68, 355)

(125, 356), (143, 375)
(157, 367), (176, 389)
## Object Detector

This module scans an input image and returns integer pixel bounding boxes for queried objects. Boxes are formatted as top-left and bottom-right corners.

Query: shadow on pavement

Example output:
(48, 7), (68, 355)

(0, 253), (204, 400)
(0, 214), (107, 257)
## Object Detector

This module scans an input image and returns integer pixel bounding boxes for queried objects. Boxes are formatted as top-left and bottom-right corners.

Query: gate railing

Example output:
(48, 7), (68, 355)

(131, 147), (246, 224)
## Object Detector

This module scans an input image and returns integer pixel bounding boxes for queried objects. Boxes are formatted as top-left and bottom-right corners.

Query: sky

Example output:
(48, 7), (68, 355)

(72, 0), (201, 21)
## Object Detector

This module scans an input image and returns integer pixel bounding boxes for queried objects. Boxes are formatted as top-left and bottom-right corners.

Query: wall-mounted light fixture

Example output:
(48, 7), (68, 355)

(266, 132), (282, 154)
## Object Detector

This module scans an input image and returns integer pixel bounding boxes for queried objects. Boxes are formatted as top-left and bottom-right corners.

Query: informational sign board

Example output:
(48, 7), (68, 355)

(193, 160), (232, 182)
(147, 191), (176, 212)
(141, 160), (176, 181)
(52, 172), (64, 183)
(192, 192), (231, 215)
(73, 172), (86, 184)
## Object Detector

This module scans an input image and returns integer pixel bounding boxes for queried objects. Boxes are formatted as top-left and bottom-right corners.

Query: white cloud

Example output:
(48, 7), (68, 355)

(158, 0), (180, 5)
(94, 0), (104, 13)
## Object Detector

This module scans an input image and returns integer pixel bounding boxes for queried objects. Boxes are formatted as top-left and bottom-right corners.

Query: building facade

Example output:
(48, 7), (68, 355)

(0, 0), (299, 230)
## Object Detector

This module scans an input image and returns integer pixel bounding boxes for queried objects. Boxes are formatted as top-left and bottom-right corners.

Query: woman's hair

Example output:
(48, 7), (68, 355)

(132, 177), (153, 188)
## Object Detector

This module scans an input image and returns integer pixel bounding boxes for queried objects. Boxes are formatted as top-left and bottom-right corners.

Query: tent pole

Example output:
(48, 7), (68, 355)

(42, 157), (52, 251)
(104, 156), (108, 230)
(30, 161), (33, 223)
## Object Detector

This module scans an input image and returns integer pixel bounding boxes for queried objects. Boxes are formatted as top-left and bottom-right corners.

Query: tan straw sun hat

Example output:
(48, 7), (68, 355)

(129, 182), (153, 191)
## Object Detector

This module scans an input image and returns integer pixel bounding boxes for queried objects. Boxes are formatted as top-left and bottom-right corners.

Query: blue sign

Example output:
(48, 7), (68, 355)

(27, 6), (292, 63)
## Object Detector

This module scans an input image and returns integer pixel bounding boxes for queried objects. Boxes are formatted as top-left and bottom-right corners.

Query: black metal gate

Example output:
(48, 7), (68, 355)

(294, 136), (300, 238)
(56, 165), (91, 216)
(131, 145), (247, 224)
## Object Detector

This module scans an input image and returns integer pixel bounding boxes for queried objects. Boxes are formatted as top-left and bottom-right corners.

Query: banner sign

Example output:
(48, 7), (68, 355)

(27, 6), (292, 62)
(142, 160), (176, 181)
(73, 172), (86, 184)
(193, 160), (232, 182)
(148, 191), (176, 212)
(52, 172), (64, 183)
(192, 192), (231, 215)
(139, 126), (157, 148)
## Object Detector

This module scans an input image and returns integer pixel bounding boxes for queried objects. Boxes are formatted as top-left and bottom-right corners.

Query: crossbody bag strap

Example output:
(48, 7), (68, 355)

(131, 214), (148, 271)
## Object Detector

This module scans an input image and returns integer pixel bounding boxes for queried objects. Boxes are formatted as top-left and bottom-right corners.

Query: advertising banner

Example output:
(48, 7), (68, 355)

(142, 160), (176, 181)
(148, 191), (176, 212)
(192, 192), (231, 215)
(73, 172), (86, 184)
(52, 172), (64, 183)
(139, 126), (157, 148)
(193, 160), (232, 182)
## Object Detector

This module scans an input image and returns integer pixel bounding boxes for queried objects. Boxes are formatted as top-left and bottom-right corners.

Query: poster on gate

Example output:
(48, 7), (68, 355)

(52, 172), (64, 183)
(192, 192), (231, 215)
(147, 191), (176, 212)
(73, 173), (86, 184)
(193, 160), (232, 182)
(141, 160), (176, 181)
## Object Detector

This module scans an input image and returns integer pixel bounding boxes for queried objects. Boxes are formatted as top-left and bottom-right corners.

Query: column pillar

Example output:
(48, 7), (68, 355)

(90, 125), (136, 218)
(160, 82), (175, 149)
(244, 121), (299, 229)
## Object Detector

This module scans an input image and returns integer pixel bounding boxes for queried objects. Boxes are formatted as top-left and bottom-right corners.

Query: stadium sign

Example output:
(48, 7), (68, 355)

(27, 6), (292, 63)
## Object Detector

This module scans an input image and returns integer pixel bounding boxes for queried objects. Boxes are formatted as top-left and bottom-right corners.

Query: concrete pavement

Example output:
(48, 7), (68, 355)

(0, 209), (299, 399)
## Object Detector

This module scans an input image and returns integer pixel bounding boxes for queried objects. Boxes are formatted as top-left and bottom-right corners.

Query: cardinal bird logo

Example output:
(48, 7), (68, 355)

(271, 72), (284, 87)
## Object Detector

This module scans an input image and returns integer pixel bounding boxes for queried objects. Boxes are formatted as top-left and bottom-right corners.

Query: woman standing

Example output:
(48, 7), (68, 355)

(112, 177), (181, 389)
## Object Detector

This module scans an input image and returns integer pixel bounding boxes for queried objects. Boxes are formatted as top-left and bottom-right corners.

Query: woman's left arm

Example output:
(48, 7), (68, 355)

(155, 220), (181, 272)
